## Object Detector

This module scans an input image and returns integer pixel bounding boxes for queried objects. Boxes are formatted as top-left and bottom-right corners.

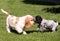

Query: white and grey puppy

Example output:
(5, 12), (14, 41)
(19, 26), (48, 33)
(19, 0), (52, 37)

(34, 15), (60, 32)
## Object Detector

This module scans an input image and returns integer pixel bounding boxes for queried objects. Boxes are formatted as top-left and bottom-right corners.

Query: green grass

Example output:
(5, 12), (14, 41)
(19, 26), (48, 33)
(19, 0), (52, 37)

(0, 0), (60, 41)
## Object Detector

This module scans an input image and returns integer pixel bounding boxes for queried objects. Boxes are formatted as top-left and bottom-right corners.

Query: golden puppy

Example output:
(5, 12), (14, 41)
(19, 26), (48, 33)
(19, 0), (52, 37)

(1, 9), (34, 34)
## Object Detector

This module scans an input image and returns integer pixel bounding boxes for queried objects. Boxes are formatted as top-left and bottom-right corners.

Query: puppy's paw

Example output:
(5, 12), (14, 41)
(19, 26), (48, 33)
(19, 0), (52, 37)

(36, 28), (40, 31)
(23, 31), (27, 35)
(8, 31), (11, 33)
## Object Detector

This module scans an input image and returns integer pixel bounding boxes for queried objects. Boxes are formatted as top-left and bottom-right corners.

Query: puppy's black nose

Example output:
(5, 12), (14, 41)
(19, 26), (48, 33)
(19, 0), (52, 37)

(33, 18), (36, 22)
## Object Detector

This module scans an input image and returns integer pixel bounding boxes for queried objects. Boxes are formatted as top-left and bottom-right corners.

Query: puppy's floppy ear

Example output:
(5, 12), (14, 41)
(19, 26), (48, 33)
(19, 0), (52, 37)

(25, 16), (33, 28)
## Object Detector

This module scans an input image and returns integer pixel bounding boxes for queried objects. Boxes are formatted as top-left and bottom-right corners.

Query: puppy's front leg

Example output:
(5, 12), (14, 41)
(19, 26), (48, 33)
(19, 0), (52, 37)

(36, 28), (40, 31)
(15, 27), (23, 34)
(40, 26), (44, 32)
(36, 24), (40, 31)
(23, 31), (27, 35)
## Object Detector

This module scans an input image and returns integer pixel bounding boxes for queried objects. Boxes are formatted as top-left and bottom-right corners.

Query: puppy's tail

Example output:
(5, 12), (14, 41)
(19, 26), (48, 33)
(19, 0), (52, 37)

(54, 20), (60, 25)
(1, 9), (10, 16)
(58, 22), (60, 25)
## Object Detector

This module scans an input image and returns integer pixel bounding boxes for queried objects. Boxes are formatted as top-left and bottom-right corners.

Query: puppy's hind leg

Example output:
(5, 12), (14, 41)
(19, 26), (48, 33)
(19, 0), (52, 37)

(52, 26), (57, 32)
(6, 18), (11, 33)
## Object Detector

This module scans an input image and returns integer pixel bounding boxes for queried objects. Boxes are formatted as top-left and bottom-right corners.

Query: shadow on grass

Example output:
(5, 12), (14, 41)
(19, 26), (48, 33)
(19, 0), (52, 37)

(10, 29), (21, 35)
(10, 29), (52, 34)
(26, 29), (52, 34)
(10, 27), (57, 34)
(26, 30), (39, 33)
(42, 7), (60, 14)
(23, 0), (60, 5)
(10, 29), (38, 34)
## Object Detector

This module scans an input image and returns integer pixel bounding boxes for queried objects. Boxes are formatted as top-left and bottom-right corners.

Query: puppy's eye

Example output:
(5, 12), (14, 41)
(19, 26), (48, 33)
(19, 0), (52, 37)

(31, 19), (35, 21)
(31, 19), (34, 21)
(31, 20), (33, 21)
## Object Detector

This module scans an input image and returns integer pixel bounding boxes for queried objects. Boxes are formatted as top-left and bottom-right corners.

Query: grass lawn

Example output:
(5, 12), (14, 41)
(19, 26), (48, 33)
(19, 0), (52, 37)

(0, 0), (60, 41)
